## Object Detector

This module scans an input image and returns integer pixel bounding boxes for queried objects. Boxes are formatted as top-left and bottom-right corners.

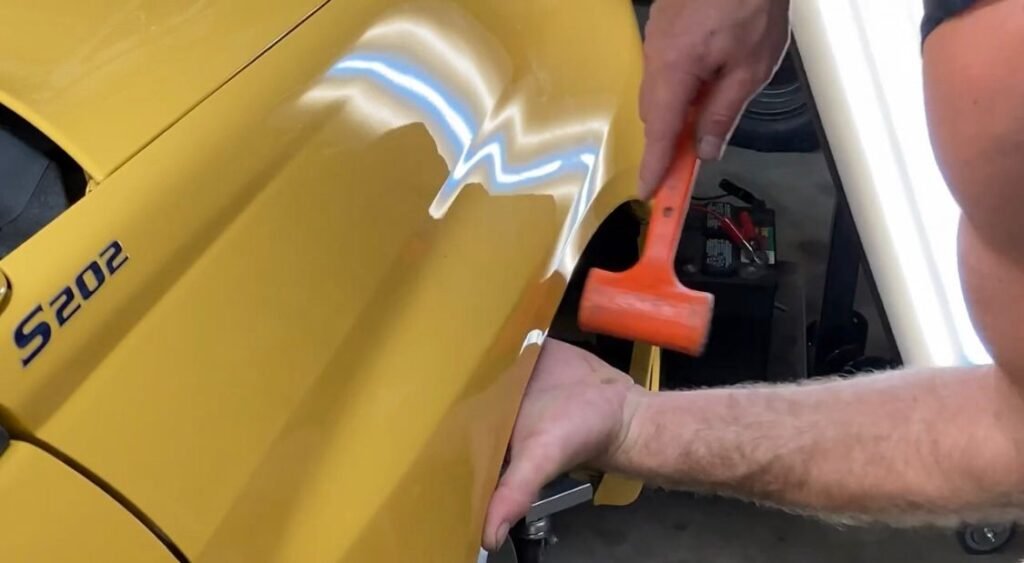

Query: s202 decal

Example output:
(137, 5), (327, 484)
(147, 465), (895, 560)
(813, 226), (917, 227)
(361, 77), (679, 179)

(13, 241), (129, 367)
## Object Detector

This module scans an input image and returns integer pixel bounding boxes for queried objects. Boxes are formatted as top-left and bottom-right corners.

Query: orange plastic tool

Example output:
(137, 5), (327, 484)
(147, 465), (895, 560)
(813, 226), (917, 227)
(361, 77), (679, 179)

(578, 134), (714, 356)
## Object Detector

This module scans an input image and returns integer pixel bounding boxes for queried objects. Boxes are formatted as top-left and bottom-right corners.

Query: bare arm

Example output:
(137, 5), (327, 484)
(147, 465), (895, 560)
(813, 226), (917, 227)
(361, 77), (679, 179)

(617, 366), (1024, 525)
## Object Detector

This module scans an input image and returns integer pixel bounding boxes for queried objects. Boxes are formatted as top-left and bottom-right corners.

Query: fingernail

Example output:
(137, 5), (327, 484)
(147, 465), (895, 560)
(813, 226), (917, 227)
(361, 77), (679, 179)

(698, 136), (724, 161)
(494, 522), (510, 550)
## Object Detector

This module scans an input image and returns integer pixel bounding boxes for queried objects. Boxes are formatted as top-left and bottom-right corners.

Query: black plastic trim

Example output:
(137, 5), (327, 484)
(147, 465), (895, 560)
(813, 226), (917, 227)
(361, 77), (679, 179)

(0, 424), (8, 457)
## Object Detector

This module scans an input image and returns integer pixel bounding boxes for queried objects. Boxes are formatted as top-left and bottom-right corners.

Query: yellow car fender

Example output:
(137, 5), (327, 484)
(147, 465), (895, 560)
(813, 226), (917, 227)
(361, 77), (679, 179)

(0, 1), (645, 560)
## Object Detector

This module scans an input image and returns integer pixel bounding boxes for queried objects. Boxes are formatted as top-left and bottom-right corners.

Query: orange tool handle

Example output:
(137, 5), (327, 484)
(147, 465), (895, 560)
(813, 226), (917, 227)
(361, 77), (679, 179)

(637, 136), (700, 280)
(577, 130), (711, 355)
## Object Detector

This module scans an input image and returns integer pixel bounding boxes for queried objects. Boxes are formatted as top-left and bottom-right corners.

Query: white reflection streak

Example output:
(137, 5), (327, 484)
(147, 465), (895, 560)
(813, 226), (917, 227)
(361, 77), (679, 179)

(301, 81), (419, 134)
(453, 139), (564, 187)
(330, 54), (601, 276)
(548, 152), (598, 275)
(485, 97), (611, 154)
(333, 59), (473, 145)
(361, 20), (497, 112)
(520, 329), (548, 354)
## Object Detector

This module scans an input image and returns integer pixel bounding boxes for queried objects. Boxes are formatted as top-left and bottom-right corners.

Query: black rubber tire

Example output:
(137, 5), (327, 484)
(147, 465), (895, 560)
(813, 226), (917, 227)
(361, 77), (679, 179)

(730, 48), (819, 154)
(957, 524), (1016, 555)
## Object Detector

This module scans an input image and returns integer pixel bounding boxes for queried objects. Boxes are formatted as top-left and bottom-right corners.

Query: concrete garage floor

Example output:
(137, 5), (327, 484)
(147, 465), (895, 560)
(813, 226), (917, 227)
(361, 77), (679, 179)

(545, 147), (1023, 562)
(550, 491), (1024, 563)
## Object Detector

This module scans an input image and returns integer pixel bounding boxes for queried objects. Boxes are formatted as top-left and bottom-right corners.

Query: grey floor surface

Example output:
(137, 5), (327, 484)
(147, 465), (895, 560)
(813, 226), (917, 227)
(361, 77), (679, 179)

(545, 147), (1018, 562)
(549, 491), (1024, 563)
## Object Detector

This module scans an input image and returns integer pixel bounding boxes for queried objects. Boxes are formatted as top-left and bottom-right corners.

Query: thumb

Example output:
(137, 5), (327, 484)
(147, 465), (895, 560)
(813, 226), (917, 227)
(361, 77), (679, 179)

(482, 444), (566, 552)
(637, 61), (701, 199)
(695, 69), (765, 161)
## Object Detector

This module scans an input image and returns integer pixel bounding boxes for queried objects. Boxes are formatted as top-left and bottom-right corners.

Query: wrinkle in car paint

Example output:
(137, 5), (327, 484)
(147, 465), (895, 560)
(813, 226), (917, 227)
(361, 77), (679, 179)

(327, 53), (604, 277)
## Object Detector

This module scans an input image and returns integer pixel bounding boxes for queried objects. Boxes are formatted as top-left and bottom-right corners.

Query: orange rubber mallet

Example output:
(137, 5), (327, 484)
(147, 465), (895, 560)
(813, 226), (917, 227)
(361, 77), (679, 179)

(578, 134), (714, 356)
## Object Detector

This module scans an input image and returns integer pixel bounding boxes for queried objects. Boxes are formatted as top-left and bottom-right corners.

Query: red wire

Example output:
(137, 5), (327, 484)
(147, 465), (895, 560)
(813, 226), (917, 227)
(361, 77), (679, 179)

(693, 205), (749, 248)
(691, 204), (763, 264)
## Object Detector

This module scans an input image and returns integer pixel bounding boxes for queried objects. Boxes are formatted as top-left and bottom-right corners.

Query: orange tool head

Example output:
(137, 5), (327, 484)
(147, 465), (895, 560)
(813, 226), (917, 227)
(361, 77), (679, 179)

(578, 134), (714, 356)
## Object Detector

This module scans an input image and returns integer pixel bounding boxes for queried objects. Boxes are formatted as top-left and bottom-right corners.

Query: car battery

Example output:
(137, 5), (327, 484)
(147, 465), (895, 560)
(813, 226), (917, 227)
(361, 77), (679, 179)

(688, 201), (776, 275)
(662, 201), (780, 388)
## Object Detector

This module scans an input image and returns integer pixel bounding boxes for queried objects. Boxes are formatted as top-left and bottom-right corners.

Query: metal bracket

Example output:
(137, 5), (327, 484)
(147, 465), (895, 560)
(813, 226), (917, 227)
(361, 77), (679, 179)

(527, 476), (593, 521)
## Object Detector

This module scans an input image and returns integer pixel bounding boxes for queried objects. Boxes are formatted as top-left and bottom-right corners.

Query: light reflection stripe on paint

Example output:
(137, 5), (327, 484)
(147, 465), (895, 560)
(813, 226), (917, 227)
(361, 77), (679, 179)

(520, 329), (548, 354)
(329, 53), (605, 276)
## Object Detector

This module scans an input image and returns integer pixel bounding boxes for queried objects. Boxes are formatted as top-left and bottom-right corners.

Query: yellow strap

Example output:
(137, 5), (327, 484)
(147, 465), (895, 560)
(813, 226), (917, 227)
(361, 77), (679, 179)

(593, 341), (660, 506)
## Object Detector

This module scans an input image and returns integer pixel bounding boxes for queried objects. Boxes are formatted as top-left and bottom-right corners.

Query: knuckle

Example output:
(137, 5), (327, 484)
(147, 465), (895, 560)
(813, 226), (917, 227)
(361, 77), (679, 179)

(736, 67), (768, 91)
(648, 45), (685, 70)
(703, 111), (737, 133)
(682, 42), (715, 75)
(646, 39), (711, 75)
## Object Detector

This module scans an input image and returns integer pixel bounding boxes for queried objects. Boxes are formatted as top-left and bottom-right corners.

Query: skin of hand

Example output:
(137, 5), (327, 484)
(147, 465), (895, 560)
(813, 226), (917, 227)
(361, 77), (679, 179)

(481, 339), (644, 551)
(638, 0), (791, 198)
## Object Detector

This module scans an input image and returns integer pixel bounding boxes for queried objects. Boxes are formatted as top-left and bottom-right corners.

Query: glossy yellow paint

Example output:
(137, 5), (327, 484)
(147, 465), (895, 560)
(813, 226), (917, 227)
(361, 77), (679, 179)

(0, 0), (326, 179)
(0, 441), (175, 562)
(0, 0), (645, 560)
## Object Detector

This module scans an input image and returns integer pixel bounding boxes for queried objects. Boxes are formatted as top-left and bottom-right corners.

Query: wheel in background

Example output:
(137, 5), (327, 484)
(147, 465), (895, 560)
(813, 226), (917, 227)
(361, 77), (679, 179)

(730, 46), (819, 154)
(957, 523), (1016, 555)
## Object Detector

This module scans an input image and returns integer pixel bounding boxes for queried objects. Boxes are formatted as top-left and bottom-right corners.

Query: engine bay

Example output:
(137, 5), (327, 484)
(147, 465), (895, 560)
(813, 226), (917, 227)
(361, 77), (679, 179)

(0, 107), (85, 259)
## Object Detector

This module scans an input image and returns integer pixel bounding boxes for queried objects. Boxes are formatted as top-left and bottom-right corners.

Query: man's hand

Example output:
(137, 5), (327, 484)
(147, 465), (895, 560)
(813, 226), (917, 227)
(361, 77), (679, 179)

(638, 0), (791, 198)
(481, 339), (645, 551)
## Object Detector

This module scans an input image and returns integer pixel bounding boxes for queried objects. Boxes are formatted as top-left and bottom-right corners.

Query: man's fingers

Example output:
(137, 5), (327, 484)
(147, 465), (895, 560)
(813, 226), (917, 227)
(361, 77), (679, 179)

(638, 127), (681, 200)
(638, 60), (702, 199)
(482, 445), (565, 552)
(695, 68), (767, 161)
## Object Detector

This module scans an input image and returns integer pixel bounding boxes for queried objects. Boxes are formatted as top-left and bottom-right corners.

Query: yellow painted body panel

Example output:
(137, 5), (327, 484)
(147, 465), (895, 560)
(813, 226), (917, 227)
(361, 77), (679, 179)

(0, 1), (645, 560)
(0, 0), (326, 178)
(0, 441), (175, 562)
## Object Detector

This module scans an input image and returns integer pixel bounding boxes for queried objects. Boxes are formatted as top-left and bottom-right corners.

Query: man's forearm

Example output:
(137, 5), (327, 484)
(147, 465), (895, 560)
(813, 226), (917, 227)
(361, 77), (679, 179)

(615, 366), (1024, 524)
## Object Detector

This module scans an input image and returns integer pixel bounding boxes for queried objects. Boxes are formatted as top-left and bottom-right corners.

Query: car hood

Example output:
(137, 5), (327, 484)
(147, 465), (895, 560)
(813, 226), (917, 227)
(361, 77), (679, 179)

(0, 0), (326, 180)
